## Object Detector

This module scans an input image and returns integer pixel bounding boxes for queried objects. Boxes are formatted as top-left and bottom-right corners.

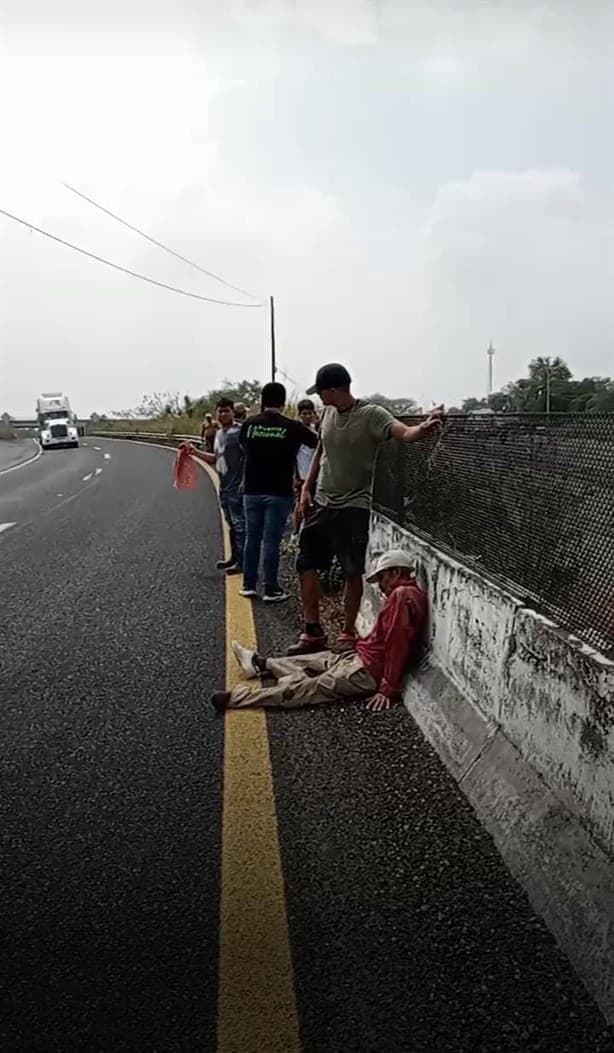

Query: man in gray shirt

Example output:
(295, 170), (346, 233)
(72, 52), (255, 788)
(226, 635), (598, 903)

(189, 398), (245, 575)
(291, 363), (441, 655)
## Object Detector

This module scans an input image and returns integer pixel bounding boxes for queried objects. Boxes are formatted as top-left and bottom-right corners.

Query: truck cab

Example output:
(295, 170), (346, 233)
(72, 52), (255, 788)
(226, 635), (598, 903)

(36, 394), (80, 450)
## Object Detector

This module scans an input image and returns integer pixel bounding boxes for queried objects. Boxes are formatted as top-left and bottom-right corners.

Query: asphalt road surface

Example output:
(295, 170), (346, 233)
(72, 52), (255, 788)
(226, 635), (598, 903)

(2, 439), (612, 1052)
(0, 437), (40, 474)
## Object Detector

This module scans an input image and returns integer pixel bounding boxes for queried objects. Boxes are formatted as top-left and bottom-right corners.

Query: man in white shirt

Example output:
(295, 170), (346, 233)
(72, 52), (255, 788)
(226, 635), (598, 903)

(293, 398), (317, 532)
(296, 398), (317, 481)
(189, 398), (245, 575)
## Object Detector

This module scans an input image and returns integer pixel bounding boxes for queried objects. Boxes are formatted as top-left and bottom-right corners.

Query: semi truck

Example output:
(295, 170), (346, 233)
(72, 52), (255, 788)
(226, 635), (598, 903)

(36, 393), (80, 450)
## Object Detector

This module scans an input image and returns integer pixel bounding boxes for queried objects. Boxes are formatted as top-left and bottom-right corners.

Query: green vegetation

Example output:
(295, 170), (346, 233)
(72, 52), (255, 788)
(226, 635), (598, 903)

(90, 357), (614, 433)
(94, 379), (289, 434)
(449, 357), (614, 415)
(367, 393), (419, 415)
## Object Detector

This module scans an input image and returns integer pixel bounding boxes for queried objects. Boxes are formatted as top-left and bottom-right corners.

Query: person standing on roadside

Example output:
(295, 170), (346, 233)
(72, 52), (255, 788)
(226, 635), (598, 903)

(189, 398), (245, 576)
(293, 398), (318, 532)
(233, 402), (248, 425)
(200, 413), (218, 453)
(291, 363), (442, 655)
(239, 382), (318, 603)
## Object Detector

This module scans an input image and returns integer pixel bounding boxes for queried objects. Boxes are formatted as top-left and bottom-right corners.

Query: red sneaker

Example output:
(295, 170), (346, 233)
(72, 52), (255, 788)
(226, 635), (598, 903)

(287, 633), (327, 656)
(333, 632), (358, 653)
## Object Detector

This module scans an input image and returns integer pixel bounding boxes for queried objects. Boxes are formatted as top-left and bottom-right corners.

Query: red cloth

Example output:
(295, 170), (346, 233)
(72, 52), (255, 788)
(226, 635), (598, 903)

(173, 446), (199, 490)
(356, 577), (428, 699)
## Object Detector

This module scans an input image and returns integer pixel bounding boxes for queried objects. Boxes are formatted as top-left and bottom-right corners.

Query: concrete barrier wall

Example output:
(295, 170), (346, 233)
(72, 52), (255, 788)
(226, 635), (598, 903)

(360, 512), (614, 856)
(505, 609), (614, 856)
(359, 512), (614, 1022)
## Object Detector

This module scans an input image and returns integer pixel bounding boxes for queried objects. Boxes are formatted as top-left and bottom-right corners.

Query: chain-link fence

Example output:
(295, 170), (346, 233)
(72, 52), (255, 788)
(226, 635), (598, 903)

(373, 414), (614, 655)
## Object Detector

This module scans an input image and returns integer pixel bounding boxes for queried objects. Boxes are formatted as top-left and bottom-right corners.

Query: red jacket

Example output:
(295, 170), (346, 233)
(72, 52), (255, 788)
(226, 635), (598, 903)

(356, 577), (428, 700)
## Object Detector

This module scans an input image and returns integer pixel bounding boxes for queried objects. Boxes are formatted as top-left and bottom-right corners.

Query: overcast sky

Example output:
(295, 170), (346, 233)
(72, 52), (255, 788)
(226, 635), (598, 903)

(1, 1), (612, 416)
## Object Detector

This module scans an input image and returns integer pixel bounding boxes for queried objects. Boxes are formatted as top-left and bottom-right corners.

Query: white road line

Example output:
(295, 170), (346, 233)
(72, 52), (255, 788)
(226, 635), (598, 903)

(82, 473), (93, 482)
(95, 467), (103, 476)
(93, 446), (101, 451)
(0, 439), (42, 476)
(0, 522), (17, 534)
(103, 453), (111, 460)
(57, 493), (64, 497)
(83, 442), (89, 446)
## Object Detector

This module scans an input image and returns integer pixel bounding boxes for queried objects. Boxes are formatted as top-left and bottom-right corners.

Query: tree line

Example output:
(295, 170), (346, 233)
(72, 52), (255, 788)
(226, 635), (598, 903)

(450, 357), (613, 415)
(93, 356), (612, 425)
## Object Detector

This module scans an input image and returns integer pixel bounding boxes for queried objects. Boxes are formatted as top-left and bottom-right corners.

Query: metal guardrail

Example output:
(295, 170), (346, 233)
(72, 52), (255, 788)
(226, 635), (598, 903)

(89, 431), (198, 445)
(11, 421), (88, 437)
(11, 419), (88, 428)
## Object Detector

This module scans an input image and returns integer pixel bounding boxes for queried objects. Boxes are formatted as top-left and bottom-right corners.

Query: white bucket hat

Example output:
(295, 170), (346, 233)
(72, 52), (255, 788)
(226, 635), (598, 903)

(365, 548), (416, 583)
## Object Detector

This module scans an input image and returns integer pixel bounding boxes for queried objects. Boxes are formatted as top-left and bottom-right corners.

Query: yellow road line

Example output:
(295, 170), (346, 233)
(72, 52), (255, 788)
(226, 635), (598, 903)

(219, 577), (300, 1053)
(193, 459), (300, 1052)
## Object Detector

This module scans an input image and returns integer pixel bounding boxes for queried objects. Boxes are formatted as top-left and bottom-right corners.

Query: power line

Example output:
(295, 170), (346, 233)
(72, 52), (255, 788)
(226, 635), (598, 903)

(277, 367), (305, 391)
(0, 207), (263, 308)
(61, 181), (262, 303)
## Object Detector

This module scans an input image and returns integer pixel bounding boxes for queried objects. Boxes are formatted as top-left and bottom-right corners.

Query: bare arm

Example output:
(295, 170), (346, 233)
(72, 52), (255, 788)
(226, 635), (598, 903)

(390, 405), (444, 443)
(184, 443), (216, 466)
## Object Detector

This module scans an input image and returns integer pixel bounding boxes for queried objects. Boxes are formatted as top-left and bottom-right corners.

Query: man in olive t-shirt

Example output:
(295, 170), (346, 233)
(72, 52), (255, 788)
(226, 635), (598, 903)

(291, 362), (441, 656)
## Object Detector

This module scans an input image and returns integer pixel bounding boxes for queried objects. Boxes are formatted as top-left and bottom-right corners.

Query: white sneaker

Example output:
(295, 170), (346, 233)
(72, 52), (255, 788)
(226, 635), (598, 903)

(263, 589), (290, 604)
(231, 640), (258, 679)
(239, 587), (258, 598)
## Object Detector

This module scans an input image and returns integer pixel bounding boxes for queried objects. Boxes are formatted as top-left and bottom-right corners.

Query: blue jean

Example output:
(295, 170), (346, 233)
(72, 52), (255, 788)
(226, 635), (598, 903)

(220, 489), (246, 568)
(243, 494), (294, 591)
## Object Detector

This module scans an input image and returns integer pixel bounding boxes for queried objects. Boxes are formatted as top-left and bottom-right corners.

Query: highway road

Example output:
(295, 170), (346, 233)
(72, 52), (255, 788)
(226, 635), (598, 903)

(0, 437), (41, 475)
(1, 439), (612, 1052)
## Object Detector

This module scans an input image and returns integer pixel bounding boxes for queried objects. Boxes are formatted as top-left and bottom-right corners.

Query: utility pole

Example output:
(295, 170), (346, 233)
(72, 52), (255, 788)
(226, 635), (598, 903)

(545, 363), (551, 415)
(270, 295), (276, 382)
(487, 341), (495, 399)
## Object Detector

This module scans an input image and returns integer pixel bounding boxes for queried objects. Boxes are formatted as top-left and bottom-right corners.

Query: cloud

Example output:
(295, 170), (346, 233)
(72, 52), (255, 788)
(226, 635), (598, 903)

(409, 169), (613, 403)
(1, 4), (611, 415)
(228, 0), (378, 46)
(225, 0), (610, 81)
(176, 179), (343, 261)
(0, 42), (221, 196)
(0, 22), (347, 414)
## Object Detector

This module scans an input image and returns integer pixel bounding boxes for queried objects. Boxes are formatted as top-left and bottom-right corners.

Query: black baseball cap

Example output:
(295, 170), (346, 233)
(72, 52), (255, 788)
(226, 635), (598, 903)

(306, 363), (352, 396)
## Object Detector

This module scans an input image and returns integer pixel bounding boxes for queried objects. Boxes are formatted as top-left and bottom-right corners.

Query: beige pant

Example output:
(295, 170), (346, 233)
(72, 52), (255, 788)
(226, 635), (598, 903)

(229, 651), (377, 710)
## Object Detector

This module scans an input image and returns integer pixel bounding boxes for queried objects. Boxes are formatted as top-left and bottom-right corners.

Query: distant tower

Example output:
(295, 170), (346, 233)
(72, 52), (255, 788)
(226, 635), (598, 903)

(487, 342), (495, 398)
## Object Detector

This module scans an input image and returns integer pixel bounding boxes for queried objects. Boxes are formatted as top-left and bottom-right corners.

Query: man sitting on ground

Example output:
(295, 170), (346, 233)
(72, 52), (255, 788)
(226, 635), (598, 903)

(210, 549), (427, 714)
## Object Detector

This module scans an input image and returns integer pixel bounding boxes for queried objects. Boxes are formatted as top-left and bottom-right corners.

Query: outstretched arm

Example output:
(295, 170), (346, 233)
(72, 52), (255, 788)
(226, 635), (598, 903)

(390, 405), (444, 443)
(182, 442), (216, 466)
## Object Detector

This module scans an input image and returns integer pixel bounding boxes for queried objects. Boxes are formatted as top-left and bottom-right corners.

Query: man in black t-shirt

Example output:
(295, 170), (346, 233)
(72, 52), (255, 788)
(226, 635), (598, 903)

(239, 382), (318, 603)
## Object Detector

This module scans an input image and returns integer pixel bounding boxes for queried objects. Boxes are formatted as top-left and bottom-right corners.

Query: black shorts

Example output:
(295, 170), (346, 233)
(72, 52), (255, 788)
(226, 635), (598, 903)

(297, 504), (370, 578)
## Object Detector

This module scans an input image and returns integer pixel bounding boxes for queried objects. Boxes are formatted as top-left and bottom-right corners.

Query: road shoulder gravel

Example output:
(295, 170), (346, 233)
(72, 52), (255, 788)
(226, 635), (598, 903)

(253, 548), (613, 1053)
